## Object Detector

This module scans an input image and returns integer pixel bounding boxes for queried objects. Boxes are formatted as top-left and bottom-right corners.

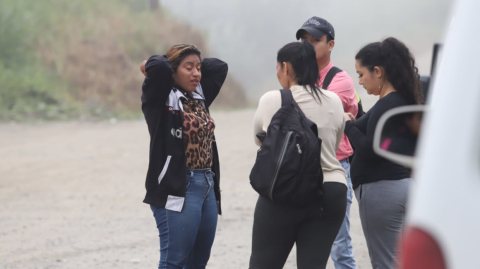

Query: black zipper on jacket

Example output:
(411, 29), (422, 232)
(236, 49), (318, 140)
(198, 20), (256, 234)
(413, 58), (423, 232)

(269, 131), (294, 200)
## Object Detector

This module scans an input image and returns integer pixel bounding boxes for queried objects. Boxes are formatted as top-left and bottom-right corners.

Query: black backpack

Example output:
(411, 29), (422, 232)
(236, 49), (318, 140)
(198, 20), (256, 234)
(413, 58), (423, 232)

(250, 89), (324, 207)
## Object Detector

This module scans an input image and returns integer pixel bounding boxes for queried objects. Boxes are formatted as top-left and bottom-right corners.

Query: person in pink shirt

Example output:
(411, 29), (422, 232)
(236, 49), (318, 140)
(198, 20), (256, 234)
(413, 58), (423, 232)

(296, 16), (359, 269)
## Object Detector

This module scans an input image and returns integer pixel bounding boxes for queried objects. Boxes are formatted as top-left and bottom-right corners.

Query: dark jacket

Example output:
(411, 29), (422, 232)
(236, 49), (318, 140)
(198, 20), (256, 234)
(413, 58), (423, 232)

(344, 92), (411, 189)
(141, 55), (228, 214)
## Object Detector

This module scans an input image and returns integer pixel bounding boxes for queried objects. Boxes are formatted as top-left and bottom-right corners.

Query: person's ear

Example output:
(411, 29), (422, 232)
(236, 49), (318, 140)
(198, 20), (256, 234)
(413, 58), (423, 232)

(373, 66), (383, 79)
(282, 62), (289, 75)
(328, 40), (335, 52)
(285, 62), (295, 78)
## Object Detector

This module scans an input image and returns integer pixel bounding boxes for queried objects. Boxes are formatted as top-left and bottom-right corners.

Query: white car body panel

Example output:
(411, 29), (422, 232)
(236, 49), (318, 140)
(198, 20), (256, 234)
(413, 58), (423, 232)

(408, 0), (480, 268)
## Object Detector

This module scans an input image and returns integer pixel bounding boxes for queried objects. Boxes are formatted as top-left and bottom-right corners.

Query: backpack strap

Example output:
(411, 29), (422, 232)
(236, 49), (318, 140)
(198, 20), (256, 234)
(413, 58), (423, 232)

(279, 89), (319, 137)
(322, 66), (342, 90)
(279, 89), (308, 119)
(280, 89), (294, 107)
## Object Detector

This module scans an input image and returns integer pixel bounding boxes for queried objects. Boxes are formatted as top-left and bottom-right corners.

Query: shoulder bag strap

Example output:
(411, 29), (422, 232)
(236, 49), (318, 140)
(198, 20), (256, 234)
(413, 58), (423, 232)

(279, 89), (308, 118)
(279, 89), (319, 136)
(322, 66), (342, 90)
(280, 89), (294, 107)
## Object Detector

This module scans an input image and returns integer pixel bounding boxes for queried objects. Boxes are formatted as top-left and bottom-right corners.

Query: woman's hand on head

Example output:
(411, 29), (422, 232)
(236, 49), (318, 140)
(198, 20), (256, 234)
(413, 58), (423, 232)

(344, 112), (356, 122)
(140, 60), (147, 76)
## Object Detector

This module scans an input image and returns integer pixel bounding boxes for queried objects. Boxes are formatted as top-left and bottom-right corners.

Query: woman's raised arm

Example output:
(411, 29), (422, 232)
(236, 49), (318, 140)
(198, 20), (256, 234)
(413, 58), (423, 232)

(141, 55), (174, 112)
(199, 58), (228, 108)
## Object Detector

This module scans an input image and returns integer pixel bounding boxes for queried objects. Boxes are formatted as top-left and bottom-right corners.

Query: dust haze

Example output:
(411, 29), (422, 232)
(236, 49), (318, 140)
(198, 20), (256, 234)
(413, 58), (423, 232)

(161, 0), (453, 109)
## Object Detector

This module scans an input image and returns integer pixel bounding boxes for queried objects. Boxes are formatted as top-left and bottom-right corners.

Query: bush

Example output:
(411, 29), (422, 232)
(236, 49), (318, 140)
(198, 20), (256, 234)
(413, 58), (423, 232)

(0, 0), (247, 121)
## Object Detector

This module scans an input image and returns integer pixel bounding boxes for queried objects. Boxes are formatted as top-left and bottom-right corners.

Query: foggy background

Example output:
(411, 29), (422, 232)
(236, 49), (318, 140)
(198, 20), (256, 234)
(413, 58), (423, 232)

(162, 0), (454, 108)
(0, 1), (460, 268)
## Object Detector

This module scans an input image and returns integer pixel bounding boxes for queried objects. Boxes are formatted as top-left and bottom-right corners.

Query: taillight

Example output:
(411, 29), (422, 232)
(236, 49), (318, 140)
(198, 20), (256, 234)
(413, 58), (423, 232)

(398, 227), (447, 269)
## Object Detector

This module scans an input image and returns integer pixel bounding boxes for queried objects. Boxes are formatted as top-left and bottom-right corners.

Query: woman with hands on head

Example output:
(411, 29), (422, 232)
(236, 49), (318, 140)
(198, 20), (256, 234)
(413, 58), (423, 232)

(140, 44), (228, 269)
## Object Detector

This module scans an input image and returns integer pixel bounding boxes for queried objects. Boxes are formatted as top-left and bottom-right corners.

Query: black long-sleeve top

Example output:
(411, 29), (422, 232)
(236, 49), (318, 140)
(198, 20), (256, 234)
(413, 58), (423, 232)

(344, 92), (411, 189)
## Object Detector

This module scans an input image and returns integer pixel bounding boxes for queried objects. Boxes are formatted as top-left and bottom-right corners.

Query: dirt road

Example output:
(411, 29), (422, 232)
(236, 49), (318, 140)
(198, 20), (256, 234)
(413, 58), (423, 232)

(0, 109), (370, 269)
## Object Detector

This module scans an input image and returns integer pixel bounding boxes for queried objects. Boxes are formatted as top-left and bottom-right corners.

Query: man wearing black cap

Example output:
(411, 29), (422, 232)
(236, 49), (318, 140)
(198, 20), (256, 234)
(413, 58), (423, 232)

(296, 16), (358, 269)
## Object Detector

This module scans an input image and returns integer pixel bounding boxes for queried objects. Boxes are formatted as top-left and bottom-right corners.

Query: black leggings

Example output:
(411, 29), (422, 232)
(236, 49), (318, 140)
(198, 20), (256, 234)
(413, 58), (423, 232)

(249, 182), (347, 269)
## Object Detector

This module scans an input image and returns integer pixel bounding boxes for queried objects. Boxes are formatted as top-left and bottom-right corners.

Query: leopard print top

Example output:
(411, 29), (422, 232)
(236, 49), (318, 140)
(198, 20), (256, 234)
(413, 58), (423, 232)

(182, 97), (216, 169)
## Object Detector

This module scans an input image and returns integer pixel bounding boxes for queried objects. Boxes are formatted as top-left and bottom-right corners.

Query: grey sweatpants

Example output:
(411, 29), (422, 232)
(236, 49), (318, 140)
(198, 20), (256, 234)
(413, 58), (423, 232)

(354, 178), (412, 269)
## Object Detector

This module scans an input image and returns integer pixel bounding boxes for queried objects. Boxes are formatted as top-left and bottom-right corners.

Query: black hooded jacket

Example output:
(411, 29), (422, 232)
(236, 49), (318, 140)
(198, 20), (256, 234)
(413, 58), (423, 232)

(141, 55), (228, 214)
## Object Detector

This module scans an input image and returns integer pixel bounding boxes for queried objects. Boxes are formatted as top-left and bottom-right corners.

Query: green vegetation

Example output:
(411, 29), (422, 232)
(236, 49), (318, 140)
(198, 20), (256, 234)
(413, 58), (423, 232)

(0, 1), (71, 120)
(0, 0), (246, 121)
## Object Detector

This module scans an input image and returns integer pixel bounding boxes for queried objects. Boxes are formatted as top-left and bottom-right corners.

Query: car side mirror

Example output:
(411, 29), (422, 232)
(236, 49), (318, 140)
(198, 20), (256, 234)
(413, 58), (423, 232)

(373, 105), (427, 168)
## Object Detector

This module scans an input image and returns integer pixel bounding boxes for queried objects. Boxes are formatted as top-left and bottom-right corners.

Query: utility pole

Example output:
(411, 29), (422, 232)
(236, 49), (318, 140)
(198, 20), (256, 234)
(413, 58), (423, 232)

(150, 0), (159, 10)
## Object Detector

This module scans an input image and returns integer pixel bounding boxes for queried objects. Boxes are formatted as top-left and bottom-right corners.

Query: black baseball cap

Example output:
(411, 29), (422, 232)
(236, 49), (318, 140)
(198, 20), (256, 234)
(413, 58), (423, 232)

(296, 16), (335, 40)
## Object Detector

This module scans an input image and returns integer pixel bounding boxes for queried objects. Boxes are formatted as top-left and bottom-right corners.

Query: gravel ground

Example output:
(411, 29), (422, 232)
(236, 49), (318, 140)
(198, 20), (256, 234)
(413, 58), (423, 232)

(0, 109), (371, 269)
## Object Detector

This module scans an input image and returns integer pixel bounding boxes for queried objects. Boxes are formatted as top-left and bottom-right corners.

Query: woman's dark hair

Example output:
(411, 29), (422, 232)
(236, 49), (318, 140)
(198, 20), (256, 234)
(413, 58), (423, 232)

(355, 37), (424, 105)
(277, 41), (324, 101)
(166, 44), (202, 71)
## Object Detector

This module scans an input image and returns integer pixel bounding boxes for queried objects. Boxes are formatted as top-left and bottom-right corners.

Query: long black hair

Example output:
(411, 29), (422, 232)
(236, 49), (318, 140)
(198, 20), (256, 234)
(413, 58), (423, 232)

(355, 37), (424, 105)
(277, 41), (324, 101)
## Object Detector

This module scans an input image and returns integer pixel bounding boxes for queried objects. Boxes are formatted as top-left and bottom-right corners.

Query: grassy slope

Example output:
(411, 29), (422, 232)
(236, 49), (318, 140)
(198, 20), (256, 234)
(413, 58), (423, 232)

(0, 0), (246, 121)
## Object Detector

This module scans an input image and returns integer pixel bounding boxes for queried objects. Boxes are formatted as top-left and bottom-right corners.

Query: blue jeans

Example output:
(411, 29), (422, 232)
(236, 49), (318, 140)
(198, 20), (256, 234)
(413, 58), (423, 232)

(150, 168), (218, 269)
(330, 158), (357, 269)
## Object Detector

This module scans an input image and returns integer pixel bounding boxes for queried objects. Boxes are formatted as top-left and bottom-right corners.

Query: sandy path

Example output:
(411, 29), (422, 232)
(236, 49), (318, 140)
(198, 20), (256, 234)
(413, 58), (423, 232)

(0, 109), (370, 269)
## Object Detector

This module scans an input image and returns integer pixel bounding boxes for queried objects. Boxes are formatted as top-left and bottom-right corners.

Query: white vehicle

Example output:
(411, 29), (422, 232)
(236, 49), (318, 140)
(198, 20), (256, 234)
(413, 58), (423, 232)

(374, 0), (480, 268)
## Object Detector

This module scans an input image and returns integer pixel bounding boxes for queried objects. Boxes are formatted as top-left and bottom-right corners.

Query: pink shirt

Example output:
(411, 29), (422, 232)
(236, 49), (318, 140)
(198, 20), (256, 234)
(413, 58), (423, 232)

(318, 61), (358, 161)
